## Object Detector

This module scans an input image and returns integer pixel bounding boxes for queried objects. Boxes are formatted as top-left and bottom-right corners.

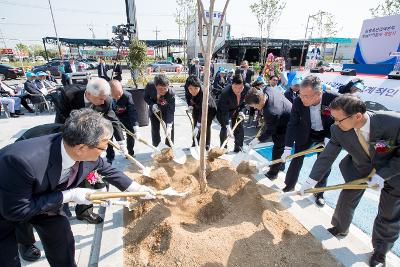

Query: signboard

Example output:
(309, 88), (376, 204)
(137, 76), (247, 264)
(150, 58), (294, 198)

(1, 48), (14, 55)
(354, 14), (400, 64)
(315, 73), (400, 112)
(146, 49), (154, 56)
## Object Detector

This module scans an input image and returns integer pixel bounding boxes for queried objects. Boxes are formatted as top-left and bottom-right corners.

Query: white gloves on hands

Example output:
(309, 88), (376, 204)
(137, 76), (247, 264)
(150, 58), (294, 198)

(117, 140), (129, 157)
(281, 146), (292, 162)
(62, 188), (96, 205)
(152, 104), (160, 114)
(368, 174), (385, 191)
(249, 138), (260, 148)
(187, 106), (193, 112)
(226, 125), (234, 138)
(166, 124), (173, 138)
(238, 111), (245, 121)
(126, 182), (156, 200)
(193, 123), (201, 137)
(299, 177), (318, 196)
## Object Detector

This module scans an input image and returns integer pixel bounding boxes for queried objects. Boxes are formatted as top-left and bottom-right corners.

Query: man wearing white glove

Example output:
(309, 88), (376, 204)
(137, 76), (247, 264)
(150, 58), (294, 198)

(217, 75), (250, 152)
(0, 109), (158, 267)
(126, 182), (156, 200)
(110, 80), (140, 157)
(298, 177), (318, 196)
(307, 95), (400, 266)
(280, 146), (292, 162)
(245, 88), (292, 179)
(193, 122), (201, 138)
(144, 75), (176, 147)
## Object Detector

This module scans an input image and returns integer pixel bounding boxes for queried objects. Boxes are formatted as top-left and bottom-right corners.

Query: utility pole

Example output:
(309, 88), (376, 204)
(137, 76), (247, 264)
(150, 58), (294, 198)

(153, 27), (161, 58)
(47, 0), (62, 58)
(299, 13), (318, 70)
(0, 18), (7, 48)
(88, 22), (96, 39)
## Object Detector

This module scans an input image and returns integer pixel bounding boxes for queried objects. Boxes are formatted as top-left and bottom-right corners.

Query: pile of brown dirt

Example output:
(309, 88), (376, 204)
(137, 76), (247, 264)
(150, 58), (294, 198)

(207, 147), (225, 162)
(154, 148), (174, 163)
(123, 158), (340, 267)
(236, 160), (258, 175)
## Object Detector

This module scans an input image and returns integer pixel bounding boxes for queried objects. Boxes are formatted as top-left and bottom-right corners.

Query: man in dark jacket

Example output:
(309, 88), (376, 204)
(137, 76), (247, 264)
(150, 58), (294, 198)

(144, 75), (175, 146)
(284, 76), (301, 103)
(217, 74), (249, 152)
(282, 75), (338, 207)
(24, 72), (43, 104)
(246, 86), (292, 179)
(61, 58), (77, 86)
(97, 57), (110, 81)
(110, 80), (139, 156)
(185, 75), (217, 150)
(0, 109), (154, 267)
(239, 60), (255, 85)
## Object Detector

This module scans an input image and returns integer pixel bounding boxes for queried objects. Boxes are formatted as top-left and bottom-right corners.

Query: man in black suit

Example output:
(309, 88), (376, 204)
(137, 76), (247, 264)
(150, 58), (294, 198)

(304, 95), (400, 266)
(110, 80), (139, 156)
(0, 109), (155, 267)
(111, 61), (122, 82)
(284, 76), (301, 104)
(188, 58), (201, 79)
(185, 75), (217, 150)
(24, 72), (43, 104)
(56, 78), (128, 223)
(144, 75), (175, 147)
(246, 86), (292, 179)
(97, 57), (110, 81)
(62, 58), (77, 86)
(217, 74), (249, 152)
(239, 60), (254, 85)
(282, 75), (338, 206)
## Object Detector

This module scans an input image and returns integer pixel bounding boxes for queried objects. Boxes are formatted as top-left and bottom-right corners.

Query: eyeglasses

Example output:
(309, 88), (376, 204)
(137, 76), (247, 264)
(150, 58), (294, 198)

(95, 146), (108, 152)
(331, 114), (353, 124)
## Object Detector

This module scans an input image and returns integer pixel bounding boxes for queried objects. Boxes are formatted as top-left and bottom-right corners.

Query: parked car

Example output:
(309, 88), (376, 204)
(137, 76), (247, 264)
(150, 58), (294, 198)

(321, 62), (343, 72)
(0, 64), (24, 79)
(81, 59), (99, 69)
(0, 56), (10, 62)
(32, 61), (64, 77)
(76, 61), (89, 72)
(148, 61), (183, 72)
(35, 56), (45, 61)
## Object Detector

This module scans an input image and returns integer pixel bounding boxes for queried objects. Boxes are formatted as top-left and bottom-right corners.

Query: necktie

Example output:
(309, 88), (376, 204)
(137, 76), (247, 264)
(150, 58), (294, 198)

(66, 161), (80, 187)
(355, 129), (370, 157)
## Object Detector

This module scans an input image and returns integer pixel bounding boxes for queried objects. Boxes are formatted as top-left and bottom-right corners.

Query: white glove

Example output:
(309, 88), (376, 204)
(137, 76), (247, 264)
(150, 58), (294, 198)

(368, 174), (385, 191)
(166, 124), (172, 138)
(281, 146), (292, 162)
(152, 104), (160, 114)
(117, 140), (129, 157)
(226, 125), (234, 138)
(193, 123), (200, 137)
(238, 111), (245, 121)
(62, 188), (96, 205)
(249, 138), (260, 148)
(324, 138), (330, 147)
(299, 177), (318, 196)
(126, 182), (156, 199)
(187, 106), (193, 112)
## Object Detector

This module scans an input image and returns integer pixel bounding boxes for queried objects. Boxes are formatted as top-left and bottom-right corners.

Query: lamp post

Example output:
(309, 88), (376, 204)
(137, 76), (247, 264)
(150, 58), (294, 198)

(47, 0), (62, 58)
(0, 17), (7, 48)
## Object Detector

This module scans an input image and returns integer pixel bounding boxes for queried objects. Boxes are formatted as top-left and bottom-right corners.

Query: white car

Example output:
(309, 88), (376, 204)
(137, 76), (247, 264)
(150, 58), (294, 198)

(35, 56), (45, 61)
(0, 56), (10, 62)
(322, 63), (343, 72)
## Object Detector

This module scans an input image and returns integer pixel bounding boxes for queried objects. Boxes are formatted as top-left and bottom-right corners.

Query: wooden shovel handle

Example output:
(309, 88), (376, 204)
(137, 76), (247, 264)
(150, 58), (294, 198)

(220, 117), (244, 149)
(268, 144), (325, 166)
(107, 140), (146, 170)
(88, 191), (148, 201)
(154, 111), (175, 147)
(118, 121), (158, 152)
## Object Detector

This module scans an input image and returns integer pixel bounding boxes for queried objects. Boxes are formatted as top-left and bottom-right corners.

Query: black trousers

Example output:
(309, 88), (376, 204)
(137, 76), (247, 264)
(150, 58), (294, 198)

(284, 130), (330, 197)
(192, 107), (217, 149)
(218, 115), (244, 149)
(0, 214), (76, 267)
(18, 95), (34, 112)
(149, 113), (174, 147)
(15, 222), (35, 246)
(106, 117), (136, 158)
(266, 129), (286, 176)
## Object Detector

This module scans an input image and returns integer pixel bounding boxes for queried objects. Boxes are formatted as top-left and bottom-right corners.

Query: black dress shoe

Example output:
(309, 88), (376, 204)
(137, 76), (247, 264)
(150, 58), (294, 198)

(265, 172), (278, 180)
(233, 147), (242, 153)
(282, 185), (294, 192)
(327, 227), (348, 237)
(76, 209), (104, 224)
(10, 113), (19, 118)
(18, 244), (41, 262)
(15, 110), (24, 115)
(315, 195), (326, 207)
(369, 251), (386, 266)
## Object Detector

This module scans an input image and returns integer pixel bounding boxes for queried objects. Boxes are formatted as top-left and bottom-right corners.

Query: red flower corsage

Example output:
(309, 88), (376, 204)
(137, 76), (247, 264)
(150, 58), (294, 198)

(159, 98), (167, 106)
(321, 105), (331, 116)
(373, 140), (397, 153)
(86, 170), (102, 185)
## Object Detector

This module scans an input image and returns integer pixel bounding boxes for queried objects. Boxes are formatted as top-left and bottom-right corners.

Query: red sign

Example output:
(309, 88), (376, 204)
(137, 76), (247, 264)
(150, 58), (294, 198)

(146, 49), (154, 56)
(1, 48), (14, 55)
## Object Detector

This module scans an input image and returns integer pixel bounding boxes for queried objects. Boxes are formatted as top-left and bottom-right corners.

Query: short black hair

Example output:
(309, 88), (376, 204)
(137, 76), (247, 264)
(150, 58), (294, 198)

(245, 88), (263, 105)
(185, 75), (202, 88)
(269, 75), (278, 80)
(232, 74), (244, 85)
(329, 95), (366, 115)
(154, 74), (170, 87)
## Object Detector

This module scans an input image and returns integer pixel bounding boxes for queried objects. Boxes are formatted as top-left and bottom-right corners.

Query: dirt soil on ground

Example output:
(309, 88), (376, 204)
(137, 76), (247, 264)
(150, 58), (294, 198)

(123, 158), (341, 267)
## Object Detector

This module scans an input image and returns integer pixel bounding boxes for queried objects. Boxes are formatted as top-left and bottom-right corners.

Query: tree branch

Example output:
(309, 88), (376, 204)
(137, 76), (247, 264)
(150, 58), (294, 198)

(197, 0), (206, 55)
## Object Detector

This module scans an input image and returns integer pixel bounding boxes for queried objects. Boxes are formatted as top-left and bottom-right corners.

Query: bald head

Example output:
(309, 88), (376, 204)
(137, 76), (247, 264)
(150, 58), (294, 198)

(110, 80), (123, 100)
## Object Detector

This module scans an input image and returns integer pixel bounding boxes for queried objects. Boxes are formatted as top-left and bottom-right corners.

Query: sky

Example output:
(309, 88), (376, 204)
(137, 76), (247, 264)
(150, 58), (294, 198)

(0, 0), (383, 49)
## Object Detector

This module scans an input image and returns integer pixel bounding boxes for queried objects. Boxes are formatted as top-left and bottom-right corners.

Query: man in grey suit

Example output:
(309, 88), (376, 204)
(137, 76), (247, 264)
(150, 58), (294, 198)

(300, 95), (400, 267)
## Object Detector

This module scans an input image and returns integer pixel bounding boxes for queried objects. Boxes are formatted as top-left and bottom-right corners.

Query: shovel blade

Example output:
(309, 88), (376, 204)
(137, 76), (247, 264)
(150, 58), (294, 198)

(190, 146), (200, 161)
(173, 148), (187, 165)
(159, 187), (188, 197)
(142, 167), (153, 178)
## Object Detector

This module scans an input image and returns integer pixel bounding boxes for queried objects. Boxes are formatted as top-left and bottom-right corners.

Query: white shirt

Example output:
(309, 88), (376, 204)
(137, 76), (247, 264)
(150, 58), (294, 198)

(358, 113), (370, 142)
(309, 97), (324, 131)
(39, 81), (48, 95)
(59, 139), (77, 184)
(70, 64), (76, 73)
